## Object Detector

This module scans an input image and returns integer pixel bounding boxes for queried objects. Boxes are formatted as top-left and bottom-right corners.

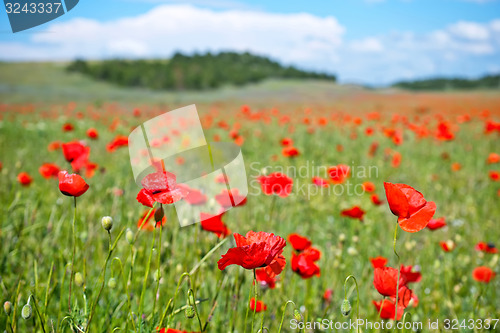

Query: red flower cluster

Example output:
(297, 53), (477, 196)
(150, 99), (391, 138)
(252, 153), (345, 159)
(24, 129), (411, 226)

(289, 233), (321, 279)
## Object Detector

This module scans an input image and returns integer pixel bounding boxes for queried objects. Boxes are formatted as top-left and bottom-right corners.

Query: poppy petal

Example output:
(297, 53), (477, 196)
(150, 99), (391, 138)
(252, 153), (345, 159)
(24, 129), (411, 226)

(384, 182), (409, 218)
(398, 200), (436, 233)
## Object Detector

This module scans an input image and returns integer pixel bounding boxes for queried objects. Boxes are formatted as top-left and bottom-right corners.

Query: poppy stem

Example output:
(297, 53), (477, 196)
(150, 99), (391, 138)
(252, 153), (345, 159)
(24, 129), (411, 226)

(161, 272), (193, 329)
(343, 275), (360, 333)
(152, 223), (162, 319)
(251, 268), (258, 333)
(377, 297), (385, 319)
(402, 312), (412, 332)
(68, 196), (77, 312)
(393, 224), (401, 322)
(268, 194), (277, 222)
(138, 224), (157, 317)
(28, 294), (46, 333)
(243, 276), (252, 333)
(277, 300), (297, 333)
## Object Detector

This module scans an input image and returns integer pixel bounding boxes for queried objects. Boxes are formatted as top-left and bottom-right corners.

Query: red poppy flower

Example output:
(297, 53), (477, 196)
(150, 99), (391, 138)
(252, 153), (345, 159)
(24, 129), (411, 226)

(281, 138), (293, 146)
(373, 266), (403, 297)
(249, 298), (267, 312)
(370, 256), (388, 269)
(427, 217), (446, 230)
(17, 172), (33, 186)
(291, 247), (321, 279)
(282, 146), (300, 158)
(312, 177), (329, 187)
(288, 233), (312, 252)
(106, 135), (129, 152)
(86, 128), (99, 139)
(178, 185), (207, 205)
(48, 141), (62, 151)
(215, 189), (247, 209)
(258, 173), (293, 197)
(62, 123), (74, 132)
(384, 182), (436, 233)
(136, 171), (188, 207)
(372, 299), (404, 321)
(400, 265), (422, 284)
(341, 206), (365, 221)
(62, 141), (90, 172)
(137, 209), (166, 231)
(489, 171), (499, 181)
(256, 268), (277, 289)
(440, 240), (455, 252)
(58, 171), (89, 197)
(323, 289), (333, 303)
(371, 194), (384, 206)
(362, 181), (376, 193)
(200, 212), (230, 238)
(487, 153), (500, 164)
(472, 266), (495, 283)
(391, 152), (402, 168)
(475, 242), (498, 254)
(217, 231), (286, 273)
(39, 163), (60, 179)
(436, 122), (454, 141)
(328, 165), (350, 184)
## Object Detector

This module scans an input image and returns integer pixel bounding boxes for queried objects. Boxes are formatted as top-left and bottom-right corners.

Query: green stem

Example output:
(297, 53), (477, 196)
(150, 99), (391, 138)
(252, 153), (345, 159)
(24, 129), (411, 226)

(402, 312), (412, 332)
(160, 272), (193, 329)
(393, 224), (401, 322)
(343, 275), (360, 333)
(251, 268), (258, 333)
(29, 295), (46, 333)
(68, 196), (77, 312)
(277, 300), (297, 333)
(153, 224), (162, 317)
(138, 223), (157, 317)
(189, 238), (227, 276)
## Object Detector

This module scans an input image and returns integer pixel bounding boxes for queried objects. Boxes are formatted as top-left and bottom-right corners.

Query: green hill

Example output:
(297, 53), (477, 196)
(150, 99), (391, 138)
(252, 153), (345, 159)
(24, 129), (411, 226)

(67, 52), (336, 91)
(392, 74), (500, 91)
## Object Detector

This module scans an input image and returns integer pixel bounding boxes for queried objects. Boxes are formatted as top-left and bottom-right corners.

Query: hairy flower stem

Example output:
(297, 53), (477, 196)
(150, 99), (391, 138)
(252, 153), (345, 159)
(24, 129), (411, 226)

(29, 294), (46, 333)
(68, 196), (77, 312)
(344, 275), (360, 333)
(251, 268), (258, 333)
(152, 224), (162, 318)
(86, 227), (125, 332)
(393, 224), (402, 322)
(277, 300), (297, 333)
(138, 225), (157, 318)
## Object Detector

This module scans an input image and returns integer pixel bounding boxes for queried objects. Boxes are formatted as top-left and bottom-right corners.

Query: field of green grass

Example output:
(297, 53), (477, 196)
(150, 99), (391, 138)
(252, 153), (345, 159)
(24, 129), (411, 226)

(1, 62), (500, 332)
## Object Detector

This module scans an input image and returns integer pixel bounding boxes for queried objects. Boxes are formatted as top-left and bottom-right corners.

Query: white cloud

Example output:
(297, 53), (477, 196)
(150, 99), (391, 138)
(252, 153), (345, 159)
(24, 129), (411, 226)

(349, 38), (384, 52)
(449, 21), (490, 40)
(1, 4), (345, 68)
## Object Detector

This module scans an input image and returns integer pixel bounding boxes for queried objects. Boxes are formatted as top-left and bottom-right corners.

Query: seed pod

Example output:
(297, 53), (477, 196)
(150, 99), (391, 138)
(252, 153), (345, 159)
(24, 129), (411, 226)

(107, 278), (117, 289)
(341, 299), (351, 316)
(293, 309), (302, 322)
(3, 301), (12, 316)
(74, 272), (84, 287)
(21, 304), (32, 320)
(126, 228), (134, 245)
(101, 216), (113, 231)
(184, 305), (195, 319)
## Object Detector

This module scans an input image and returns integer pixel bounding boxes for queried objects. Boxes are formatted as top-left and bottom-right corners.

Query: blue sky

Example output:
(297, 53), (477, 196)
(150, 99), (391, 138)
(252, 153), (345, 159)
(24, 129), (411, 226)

(1, 0), (499, 84)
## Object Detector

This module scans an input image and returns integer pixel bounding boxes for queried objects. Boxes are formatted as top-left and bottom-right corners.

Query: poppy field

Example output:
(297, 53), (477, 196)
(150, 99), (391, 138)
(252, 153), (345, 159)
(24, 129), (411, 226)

(1, 90), (500, 333)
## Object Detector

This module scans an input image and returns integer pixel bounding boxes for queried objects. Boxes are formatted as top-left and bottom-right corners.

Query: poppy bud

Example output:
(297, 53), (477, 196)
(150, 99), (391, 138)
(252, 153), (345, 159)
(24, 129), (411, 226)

(341, 299), (351, 316)
(74, 272), (84, 287)
(101, 216), (113, 231)
(293, 309), (302, 322)
(107, 278), (117, 289)
(21, 304), (32, 320)
(154, 206), (164, 224)
(184, 305), (195, 319)
(3, 301), (12, 316)
(126, 228), (134, 244)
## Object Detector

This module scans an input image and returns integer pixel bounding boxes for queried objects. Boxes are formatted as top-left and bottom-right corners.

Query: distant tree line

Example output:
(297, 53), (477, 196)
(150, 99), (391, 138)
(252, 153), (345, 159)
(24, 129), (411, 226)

(392, 74), (500, 91)
(66, 52), (336, 91)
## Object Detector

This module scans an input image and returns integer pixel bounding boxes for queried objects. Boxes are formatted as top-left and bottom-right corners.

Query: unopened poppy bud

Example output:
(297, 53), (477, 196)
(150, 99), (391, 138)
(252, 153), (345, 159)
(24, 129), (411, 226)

(3, 301), (12, 316)
(184, 305), (195, 319)
(21, 304), (32, 320)
(154, 207), (164, 223)
(101, 216), (113, 231)
(107, 277), (117, 289)
(126, 228), (134, 244)
(341, 299), (351, 316)
(74, 272), (84, 287)
(293, 309), (302, 321)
